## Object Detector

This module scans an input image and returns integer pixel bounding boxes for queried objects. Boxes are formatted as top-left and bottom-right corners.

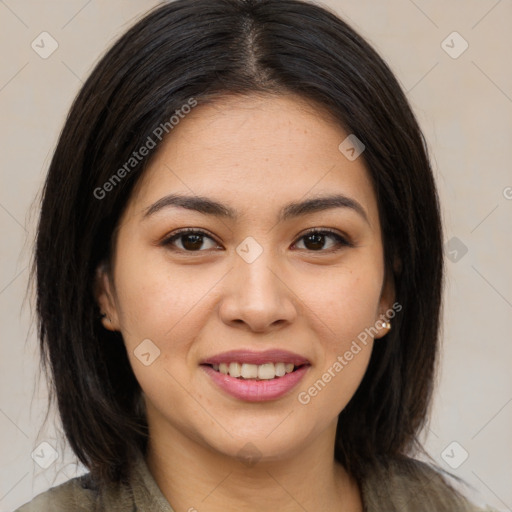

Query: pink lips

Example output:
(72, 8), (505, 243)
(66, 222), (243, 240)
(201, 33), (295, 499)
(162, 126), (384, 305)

(201, 349), (310, 402)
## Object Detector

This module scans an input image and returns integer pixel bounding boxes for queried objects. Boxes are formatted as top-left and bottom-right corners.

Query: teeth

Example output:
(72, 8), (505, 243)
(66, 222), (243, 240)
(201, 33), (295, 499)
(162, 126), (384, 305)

(257, 363), (275, 380)
(211, 362), (298, 379)
(275, 362), (286, 377)
(229, 362), (241, 377)
(241, 363), (259, 379)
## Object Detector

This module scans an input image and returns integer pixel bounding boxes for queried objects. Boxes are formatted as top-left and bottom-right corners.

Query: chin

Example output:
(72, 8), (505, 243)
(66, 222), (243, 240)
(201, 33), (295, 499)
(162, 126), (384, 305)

(200, 423), (313, 464)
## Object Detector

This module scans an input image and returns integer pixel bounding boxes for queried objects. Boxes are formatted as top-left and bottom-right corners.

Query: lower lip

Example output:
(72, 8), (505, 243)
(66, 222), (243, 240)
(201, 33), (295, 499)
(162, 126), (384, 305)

(201, 365), (310, 402)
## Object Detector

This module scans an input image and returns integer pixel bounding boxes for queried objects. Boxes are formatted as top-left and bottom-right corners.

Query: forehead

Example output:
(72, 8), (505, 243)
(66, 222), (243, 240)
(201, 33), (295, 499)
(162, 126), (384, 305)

(128, 94), (379, 228)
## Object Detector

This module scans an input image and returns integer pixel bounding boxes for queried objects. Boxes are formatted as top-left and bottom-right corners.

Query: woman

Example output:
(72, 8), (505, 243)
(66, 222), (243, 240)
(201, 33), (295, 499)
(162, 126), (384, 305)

(16, 0), (498, 510)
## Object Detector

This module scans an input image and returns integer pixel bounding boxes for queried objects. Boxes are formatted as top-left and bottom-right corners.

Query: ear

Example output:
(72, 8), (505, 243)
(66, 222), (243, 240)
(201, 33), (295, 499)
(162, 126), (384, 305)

(374, 261), (399, 340)
(94, 262), (121, 331)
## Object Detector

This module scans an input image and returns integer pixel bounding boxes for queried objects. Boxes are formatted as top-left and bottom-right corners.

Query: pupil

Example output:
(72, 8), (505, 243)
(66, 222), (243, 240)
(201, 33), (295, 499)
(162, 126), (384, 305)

(306, 233), (324, 250)
(183, 234), (203, 250)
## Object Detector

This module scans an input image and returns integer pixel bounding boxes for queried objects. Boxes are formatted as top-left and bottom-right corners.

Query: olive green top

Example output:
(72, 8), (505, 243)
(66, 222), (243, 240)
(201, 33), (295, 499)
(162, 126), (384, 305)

(14, 452), (498, 512)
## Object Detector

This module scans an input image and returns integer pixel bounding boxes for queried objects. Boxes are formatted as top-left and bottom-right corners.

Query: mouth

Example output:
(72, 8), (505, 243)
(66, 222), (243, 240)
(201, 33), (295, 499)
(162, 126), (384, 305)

(200, 349), (311, 401)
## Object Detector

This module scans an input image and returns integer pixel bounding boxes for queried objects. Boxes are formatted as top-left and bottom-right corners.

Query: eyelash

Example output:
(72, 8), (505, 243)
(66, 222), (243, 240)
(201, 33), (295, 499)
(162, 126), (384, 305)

(161, 228), (353, 253)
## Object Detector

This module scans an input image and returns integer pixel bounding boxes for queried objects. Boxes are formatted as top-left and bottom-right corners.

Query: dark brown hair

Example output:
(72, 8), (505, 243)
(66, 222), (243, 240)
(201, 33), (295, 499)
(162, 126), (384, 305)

(34, 0), (444, 485)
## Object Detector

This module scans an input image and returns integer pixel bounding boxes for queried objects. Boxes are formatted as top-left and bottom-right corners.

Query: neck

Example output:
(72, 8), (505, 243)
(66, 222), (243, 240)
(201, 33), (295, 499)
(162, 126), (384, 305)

(145, 420), (362, 512)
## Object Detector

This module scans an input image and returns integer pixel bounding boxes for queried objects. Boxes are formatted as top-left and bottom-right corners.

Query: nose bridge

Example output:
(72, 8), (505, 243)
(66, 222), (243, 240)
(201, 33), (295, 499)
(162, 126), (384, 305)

(239, 246), (279, 296)
(219, 238), (297, 331)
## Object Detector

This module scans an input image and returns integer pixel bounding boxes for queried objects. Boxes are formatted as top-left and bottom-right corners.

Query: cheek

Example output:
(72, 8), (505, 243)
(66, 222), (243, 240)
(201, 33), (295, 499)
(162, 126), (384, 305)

(294, 257), (382, 412)
(112, 243), (205, 345)
(112, 247), (228, 393)
(302, 260), (384, 344)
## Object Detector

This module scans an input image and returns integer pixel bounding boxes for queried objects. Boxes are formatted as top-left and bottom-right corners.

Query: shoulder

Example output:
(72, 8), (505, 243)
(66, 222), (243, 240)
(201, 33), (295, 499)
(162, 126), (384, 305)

(13, 451), (169, 512)
(362, 456), (499, 512)
(13, 474), (97, 512)
(13, 472), (136, 512)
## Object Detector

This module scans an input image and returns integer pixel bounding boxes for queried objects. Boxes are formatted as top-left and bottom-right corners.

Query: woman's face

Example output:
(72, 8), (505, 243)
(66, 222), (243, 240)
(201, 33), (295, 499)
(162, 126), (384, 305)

(97, 94), (394, 462)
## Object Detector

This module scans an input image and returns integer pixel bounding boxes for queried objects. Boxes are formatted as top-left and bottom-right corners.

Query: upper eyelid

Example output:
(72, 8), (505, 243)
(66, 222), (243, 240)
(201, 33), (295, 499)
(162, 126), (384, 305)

(163, 228), (218, 243)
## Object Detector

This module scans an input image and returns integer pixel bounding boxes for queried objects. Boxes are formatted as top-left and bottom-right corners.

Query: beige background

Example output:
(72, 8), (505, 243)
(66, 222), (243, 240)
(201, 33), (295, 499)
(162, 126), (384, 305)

(1, 0), (511, 510)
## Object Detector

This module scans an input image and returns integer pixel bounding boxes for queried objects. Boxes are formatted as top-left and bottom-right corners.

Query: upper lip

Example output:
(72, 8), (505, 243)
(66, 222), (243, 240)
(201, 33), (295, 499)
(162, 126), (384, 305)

(201, 349), (310, 366)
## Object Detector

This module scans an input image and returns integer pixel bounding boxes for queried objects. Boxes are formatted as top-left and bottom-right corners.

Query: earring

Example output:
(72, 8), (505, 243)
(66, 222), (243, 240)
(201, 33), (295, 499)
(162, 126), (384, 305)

(380, 320), (391, 330)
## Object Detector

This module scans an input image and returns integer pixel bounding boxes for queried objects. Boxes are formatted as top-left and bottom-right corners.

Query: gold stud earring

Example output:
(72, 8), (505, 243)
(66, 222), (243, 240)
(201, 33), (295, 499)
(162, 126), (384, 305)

(380, 320), (391, 330)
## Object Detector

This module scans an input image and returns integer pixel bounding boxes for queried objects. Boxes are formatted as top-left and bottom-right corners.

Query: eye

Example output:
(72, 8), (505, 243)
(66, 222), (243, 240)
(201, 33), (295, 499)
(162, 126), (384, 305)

(161, 229), (221, 252)
(293, 229), (352, 252)
(161, 228), (352, 253)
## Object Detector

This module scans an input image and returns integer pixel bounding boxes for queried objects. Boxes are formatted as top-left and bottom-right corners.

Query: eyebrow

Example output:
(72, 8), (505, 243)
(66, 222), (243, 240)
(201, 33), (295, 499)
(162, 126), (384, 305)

(143, 193), (369, 225)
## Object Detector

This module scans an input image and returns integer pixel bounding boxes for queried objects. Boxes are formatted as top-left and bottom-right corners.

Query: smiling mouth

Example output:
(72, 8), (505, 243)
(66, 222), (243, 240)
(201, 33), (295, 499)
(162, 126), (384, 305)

(205, 362), (307, 380)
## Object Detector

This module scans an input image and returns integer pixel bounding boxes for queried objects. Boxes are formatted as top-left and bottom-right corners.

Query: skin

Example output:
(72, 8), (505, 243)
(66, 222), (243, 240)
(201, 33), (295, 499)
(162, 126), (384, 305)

(96, 93), (395, 512)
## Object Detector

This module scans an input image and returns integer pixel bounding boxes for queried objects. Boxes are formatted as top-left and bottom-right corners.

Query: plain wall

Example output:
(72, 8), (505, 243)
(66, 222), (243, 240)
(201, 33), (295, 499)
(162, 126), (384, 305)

(1, 1), (511, 510)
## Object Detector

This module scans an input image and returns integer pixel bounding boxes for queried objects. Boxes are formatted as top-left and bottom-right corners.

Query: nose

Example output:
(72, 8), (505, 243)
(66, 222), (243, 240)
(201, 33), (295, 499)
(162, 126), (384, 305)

(218, 249), (298, 333)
